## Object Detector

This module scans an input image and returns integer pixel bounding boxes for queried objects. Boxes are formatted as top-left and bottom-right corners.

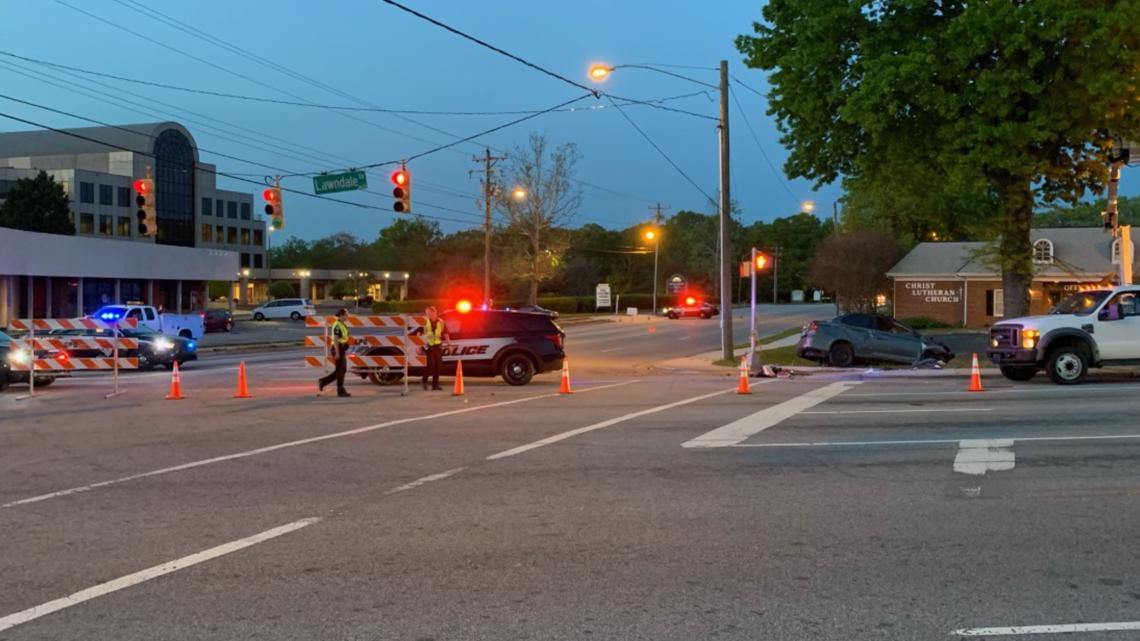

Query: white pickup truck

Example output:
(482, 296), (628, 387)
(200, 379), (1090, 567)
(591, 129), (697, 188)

(93, 304), (205, 340)
(987, 285), (1140, 384)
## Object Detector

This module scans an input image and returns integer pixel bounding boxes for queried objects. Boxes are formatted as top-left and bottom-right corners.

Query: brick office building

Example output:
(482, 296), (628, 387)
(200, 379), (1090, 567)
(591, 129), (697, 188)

(887, 227), (1136, 327)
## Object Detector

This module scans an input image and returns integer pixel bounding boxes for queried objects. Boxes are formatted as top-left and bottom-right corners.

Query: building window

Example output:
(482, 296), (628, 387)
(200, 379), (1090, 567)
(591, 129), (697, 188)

(240, 228), (251, 245)
(201, 224), (213, 243)
(253, 254), (264, 269)
(216, 225), (224, 242)
(98, 214), (112, 235)
(79, 213), (95, 234)
(253, 229), (264, 246)
(117, 186), (131, 208)
(240, 202), (251, 220)
(1033, 239), (1054, 264)
(240, 252), (251, 268)
(216, 199), (224, 218)
(79, 182), (94, 204)
(986, 289), (1004, 318)
(227, 227), (237, 244)
(201, 197), (212, 216)
(152, 128), (196, 247)
(99, 184), (113, 206)
(117, 216), (131, 237)
(227, 201), (237, 219)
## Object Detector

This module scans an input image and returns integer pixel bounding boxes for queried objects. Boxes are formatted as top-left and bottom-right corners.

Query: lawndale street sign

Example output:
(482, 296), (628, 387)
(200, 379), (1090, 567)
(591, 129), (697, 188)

(313, 170), (368, 195)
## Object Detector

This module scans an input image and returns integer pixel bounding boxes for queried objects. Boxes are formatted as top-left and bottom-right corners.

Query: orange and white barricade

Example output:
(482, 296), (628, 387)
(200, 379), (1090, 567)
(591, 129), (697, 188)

(9, 317), (139, 398)
(304, 314), (428, 395)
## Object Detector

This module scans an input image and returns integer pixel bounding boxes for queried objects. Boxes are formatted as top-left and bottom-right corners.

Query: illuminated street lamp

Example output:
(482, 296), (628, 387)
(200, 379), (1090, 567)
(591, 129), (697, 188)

(801, 200), (815, 214)
(512, 187), (527, 201)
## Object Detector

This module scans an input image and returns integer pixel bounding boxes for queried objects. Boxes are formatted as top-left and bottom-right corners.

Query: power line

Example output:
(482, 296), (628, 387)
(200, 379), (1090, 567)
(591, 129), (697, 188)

(603, 95), (717, 207)
(377, 0), (600, 97)
(728, 84), (800, 206)
(730, 75), (767, 100)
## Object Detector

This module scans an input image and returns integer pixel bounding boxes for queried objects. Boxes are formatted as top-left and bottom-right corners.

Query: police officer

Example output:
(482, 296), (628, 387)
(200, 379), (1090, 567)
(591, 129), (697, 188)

(318, 308), (352, 397)
(422, 305), (450, 390)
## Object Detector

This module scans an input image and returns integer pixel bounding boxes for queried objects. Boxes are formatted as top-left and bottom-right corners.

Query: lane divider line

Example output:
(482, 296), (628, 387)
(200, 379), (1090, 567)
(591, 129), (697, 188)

(801, 408), (994, 415)
(730, 432), (1140, 449)
(682, 381), (860, 449)
(487, 386), (746, 460)
(0, 517), (321, 632)
(951, 620), (1140, 636)
(384, 468), (465, 495)
(1, 380), (639, 510)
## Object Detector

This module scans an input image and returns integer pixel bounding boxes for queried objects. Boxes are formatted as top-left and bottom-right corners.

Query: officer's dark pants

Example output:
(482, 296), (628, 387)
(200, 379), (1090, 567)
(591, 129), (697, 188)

(423, 344), (443, 389)
(319, 347), (347, 395)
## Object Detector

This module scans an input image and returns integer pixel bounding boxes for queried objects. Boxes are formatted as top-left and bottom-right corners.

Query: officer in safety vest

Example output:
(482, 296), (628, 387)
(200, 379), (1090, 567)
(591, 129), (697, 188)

(318, 308), (352, 397)
(422, 305), (450, 390)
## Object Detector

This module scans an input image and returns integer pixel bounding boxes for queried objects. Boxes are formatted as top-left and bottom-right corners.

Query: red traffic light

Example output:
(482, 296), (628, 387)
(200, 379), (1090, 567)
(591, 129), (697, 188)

(391, 170), (408, 186)
(455, 299), (473, 314)
(133, 179), (150, 194)
(263, 188), (279, 202)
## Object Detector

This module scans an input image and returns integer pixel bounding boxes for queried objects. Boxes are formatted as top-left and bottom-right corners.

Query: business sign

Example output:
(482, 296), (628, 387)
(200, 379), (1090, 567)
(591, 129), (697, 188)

(903, 281), (962, 304)
(666, 274), (687, 294)
(596, 283), (612, 308)
(313, 170), (368, 195)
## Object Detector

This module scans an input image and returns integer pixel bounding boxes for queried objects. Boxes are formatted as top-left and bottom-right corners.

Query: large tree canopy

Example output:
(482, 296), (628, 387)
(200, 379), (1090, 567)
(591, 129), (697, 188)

(738, 0), (1140, 317)
(0, 171), (74, 235)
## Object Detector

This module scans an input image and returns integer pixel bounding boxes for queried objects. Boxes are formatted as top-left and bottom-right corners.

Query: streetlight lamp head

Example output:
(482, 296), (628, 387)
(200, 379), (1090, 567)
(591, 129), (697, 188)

(512, 187), (527, 200)
(801, 200), (815, 214)
(588, 64), (612, 81)
(644, 230), (656, 240)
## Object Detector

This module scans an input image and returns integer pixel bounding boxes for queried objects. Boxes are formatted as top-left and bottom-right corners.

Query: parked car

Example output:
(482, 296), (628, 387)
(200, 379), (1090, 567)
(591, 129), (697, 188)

(664, 297), (718, 319)
(507, 304), (560, 319)
(251, 298), (316, 321)
(203, 309), (234, 333)
(92, 304), (205, 340)
(1, 329), (65, 390)
(796, 313), (954, 367)
(46, 326), (197, 370)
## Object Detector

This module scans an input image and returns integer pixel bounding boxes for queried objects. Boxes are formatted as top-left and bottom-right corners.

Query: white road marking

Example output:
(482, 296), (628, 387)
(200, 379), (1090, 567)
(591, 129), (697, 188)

(731, 433), (1140, 449)
(0, 517), (320, 632)
(953, 439), (1015, 476)
(801, 407), (994, 415)
(951, 621), (1140, 636)
(384, 468), (465, 495)
(682, 382), (860, 449)
(600, 347), (624, 353)
(488, 386), (741, 460)
(1, 380), (638, 510)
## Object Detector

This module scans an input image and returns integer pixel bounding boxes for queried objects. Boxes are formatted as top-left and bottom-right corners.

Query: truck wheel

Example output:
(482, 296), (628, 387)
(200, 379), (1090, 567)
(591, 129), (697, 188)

(368, 372), (405, 386)
(253, 312), (265, 321)
(179, 329), (192, 338)
(827, 342), (855, 368)
(500, 353), (534, 386)
(1047, 345), (1089, 385)
(1000, 366), (1036, 382)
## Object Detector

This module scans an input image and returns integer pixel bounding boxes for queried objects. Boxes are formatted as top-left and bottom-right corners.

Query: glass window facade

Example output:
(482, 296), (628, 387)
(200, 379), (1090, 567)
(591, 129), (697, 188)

(253, 229), (264, 246)
(99, 184), (113, 206)
(227, 227), (237, 244)
(117, 186), (131, 208)
(240, 229), (251, 245)
(227, 201), (237, 219)
(98, 214), (112, 235)
(215, 225), (224, 242)
(79, 182), (94, 204)
(201, 197), (212, 216)
(79, 213), (94, 234)
(201, 224), (213, 243)
(118, 216), (131, 237)
(240, 252), (251, 267)
(253, 254), (264, 269)
(240, 202), (251, 220)
(153, 128), (196, 247)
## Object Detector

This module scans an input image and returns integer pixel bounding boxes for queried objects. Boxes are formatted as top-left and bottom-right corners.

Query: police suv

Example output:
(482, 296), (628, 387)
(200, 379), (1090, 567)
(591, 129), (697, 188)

(352, 308), (566, 386)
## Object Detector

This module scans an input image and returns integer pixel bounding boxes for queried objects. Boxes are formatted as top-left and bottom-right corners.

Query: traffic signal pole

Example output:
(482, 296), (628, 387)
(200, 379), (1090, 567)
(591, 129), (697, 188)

(749, 247), (759, 373)
(718, 60), (734, 363)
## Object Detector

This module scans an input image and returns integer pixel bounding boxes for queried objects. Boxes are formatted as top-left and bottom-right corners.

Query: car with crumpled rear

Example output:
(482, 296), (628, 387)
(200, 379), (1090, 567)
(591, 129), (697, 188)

(797, 313), (954, 367)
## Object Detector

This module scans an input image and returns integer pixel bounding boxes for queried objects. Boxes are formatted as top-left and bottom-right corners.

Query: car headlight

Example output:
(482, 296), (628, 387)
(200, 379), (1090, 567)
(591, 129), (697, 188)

(8, 348), (31, 365)
(1021, 329), (1040, 350)
(154, 337), (175, 352)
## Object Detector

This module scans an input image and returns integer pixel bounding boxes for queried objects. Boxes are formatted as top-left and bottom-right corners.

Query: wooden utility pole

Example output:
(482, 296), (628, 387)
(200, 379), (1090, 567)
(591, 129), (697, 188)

(649, 202), (669, 226)
(472, 148), (507, 308)
(718, 60), (733, 362)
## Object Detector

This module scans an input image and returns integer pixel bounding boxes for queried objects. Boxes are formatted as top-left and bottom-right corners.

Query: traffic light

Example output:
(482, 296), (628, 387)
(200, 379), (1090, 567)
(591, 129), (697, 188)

(391, 166), (411, 213)
(263, 183), (283, 231)
(133, 174), (156, 237)
(754, 252), (770, 272)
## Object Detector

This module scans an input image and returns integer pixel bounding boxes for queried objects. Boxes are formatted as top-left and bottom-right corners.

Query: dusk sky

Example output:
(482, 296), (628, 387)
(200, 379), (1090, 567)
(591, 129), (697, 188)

(1, 1), (1134, 241)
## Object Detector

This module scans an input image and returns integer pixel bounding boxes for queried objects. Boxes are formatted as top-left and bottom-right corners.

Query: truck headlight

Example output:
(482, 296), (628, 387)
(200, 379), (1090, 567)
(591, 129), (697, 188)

(8, 348), (31, 365)
(1021, 329), (1040, 350)
(154, 337), (175, 352)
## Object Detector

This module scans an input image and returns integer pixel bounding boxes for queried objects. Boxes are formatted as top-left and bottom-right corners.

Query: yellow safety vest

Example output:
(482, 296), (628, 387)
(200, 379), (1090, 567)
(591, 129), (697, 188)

(331, 319), (350, 345)
(425, 319), (444, 346)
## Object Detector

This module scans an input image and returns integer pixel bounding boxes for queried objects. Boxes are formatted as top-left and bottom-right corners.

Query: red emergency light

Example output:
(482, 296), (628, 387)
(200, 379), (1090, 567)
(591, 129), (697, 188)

(685, 296), (697, 305)
(455, 299), (473, 314)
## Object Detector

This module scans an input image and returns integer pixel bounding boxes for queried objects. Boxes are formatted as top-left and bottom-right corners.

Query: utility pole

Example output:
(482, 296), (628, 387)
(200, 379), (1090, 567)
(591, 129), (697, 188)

(718, 59), (734, 362)
(649, 203), (669, 315)
(772, 246), (780, 304)
(473, 148), (507, 308)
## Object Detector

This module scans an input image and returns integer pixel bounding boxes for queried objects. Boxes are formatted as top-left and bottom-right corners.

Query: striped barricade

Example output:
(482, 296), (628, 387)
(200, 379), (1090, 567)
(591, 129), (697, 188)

(305, 314), (428, 374)
(9, 317), (137, 331)
(24, 337), (140, 352)
(12, 356), (140, 371)
(9, 317), (140, 373)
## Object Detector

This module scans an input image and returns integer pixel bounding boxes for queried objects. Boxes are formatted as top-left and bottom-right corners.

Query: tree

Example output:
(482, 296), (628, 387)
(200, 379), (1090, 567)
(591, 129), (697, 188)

(738, 1), (1140, 318)
(1035, 196), (1140, 228)
(810, 231), (903, 313)
(495, 133), (582, 304)
(0, 171), (74, 235)
(744, 212), (829, 301)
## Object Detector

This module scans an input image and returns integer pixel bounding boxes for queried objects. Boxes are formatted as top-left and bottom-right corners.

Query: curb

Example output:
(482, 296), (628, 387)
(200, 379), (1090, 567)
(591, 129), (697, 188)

(199, 340), (304, 353)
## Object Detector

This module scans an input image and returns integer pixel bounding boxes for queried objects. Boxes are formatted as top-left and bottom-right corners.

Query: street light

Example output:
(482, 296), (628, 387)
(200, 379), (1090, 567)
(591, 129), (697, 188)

(801, 200), (815, 214)
(512, 187), (527, 201)
(590, 59), (732, 360)
(645, 228), (660, 315)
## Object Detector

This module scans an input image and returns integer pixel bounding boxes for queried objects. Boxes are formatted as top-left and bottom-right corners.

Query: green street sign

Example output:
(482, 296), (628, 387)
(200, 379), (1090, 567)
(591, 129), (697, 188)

(313, 170), (368, 195)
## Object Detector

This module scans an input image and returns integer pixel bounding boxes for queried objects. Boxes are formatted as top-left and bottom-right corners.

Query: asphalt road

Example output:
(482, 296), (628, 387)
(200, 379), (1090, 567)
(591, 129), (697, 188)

(5, 320), (1137, 640)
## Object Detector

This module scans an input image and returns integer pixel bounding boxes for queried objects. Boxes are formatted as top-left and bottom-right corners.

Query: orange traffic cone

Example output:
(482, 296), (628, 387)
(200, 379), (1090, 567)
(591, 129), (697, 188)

(559, 358), (573, 394)
(968, 353), (984, 392)
(737, 356), (751, 395)
(165, 361), (184, 400)
(452, 359), (465, 396)
(234, 361), (252, 398)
